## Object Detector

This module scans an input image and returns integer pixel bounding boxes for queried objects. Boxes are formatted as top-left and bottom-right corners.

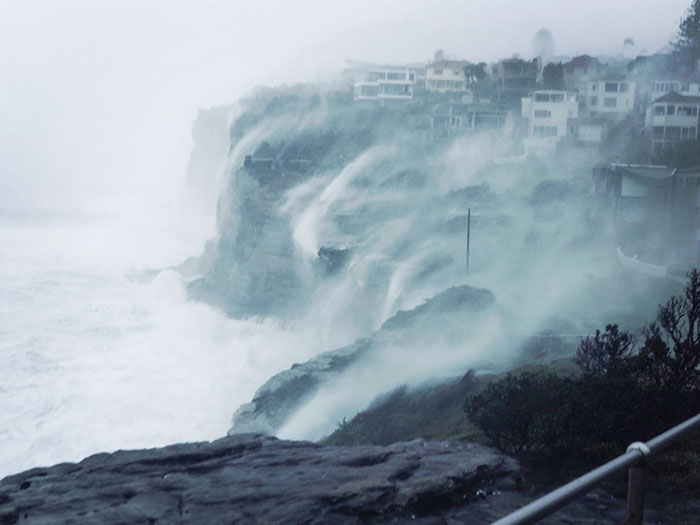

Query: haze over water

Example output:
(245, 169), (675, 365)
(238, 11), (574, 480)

(0, 205), (324, 476)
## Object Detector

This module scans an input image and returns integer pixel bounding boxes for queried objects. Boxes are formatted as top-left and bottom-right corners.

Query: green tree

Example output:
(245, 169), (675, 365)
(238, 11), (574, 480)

(464, 63), (492, 100)
(676, 0), (700, 67)
(636, 269), (700, 391)
(542, 62), (564, 90)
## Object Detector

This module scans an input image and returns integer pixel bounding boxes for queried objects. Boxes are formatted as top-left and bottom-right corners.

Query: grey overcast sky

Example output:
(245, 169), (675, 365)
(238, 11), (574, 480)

(0, 0), (692, 209)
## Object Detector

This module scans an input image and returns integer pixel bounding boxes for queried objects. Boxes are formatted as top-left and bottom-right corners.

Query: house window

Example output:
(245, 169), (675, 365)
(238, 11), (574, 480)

(534, 110), (551, 118)
(682, 127), (689, 140)
(409, 73), (415, 82)
(682, 83), (690, 92)
(591, 83), (598, 92)
(535, 93), (550, 102)
(551, 93), (565, 102)
(382, 83), (410, 96)
(433, 69), (443, 75)
(605, 82), (618, 93)
(359, 85), (379, 97)
(653, 126), (665, 139)
(590, 96), (598, 106)
(386, 72), (405, 80)
(655, 105), (665, 115)
(694, 107), (699, 116)
(620, 83), (629, 93)
(666, 126), (681, 140)
(604, 97), (617, 108)
(367, 72), (386, 81)
(667, 105), (675, 115)
(533, 125), (558, 137)
(679, 106), (694, 116)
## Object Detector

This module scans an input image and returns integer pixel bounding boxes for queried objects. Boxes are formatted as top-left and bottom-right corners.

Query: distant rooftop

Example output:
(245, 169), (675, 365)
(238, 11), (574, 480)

(591, 72), (629, 82)
(564, 55), (603, 71)
(652, 91), (700, 104)
(604, 163), (676, 183)
(427, 60), (472, 69)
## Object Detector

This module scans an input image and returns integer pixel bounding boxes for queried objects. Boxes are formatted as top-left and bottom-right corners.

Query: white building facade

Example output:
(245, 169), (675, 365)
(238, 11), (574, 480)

(521, 90), (578, 156)
(584, 76), (635, 119)
(353, 66), (417, 101)
(645, 91), (700, 157)
(425, 60), (472, 93)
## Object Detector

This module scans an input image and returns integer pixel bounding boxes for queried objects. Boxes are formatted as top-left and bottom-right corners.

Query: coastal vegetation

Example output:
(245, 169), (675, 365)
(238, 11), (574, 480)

(466, 270), (700, 491)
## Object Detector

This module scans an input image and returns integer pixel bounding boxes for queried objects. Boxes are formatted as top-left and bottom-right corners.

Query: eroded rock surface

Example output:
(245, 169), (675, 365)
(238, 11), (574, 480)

(0, 434), (522, 524)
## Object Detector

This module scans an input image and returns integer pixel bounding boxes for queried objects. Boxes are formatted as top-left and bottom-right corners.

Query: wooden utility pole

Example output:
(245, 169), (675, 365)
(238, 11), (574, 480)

(466, 208), (471, 272)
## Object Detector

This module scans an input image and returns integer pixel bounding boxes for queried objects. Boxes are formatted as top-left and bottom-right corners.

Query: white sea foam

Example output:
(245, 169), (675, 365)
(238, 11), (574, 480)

(0, 207), (321, 477)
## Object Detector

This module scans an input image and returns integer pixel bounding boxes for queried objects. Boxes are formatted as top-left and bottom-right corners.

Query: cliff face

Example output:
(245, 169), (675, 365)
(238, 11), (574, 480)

(193, 167), (305, 317)
(182, 105), (234, 213)
(188, 84), (682, 442)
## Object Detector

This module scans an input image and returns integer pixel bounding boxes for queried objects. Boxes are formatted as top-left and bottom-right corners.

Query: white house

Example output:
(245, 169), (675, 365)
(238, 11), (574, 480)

(521, 90), (578, 156)
(645, 91), (700, 157)
(649, 79), (700, 98)
(425, 60), (472, 93)
(583, 74), (635, 119)
(353, 65), (417, 102)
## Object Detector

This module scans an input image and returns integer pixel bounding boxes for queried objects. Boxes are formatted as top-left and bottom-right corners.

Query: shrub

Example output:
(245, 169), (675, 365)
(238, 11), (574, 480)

(575, 324), (635, 378)
(464, 371), (571, 454)
(636, 269), (700, 392)
(466, 270), (700, 469)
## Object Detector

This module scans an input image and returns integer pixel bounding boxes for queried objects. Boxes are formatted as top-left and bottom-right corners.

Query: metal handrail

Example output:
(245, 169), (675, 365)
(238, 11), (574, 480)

(491, 412), (700, 525)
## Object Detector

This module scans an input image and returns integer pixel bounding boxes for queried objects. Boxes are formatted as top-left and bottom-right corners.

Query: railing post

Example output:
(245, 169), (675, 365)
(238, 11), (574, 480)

(625, 442), (651, 525)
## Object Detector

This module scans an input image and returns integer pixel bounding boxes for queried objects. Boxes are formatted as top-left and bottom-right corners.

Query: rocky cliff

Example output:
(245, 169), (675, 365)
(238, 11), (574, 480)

(188, 84), (682, 442)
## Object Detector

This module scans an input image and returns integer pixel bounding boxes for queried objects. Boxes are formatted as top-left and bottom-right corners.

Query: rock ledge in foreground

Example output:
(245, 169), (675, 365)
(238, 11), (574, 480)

(0, 434), (517, 524)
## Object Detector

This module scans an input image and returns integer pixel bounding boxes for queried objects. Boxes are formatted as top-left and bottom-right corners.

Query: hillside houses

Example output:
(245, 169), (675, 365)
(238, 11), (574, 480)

(337, 49), (700, 263)
(425, 60), (473, 94)
(582, 74), (636, 119)
(521, 90), (578, 156)
(645, 91), (700, 157)
(430, 103), (508, 140)
(351, 64), (419, 102)
(342, 48), (700, 164)
(492, 58), (539, 104)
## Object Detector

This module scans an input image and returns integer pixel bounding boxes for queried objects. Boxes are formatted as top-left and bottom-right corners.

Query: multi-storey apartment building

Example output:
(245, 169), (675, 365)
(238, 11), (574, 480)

(425, 60), (472, 93)
(521, 90), (578, 155)
(584, 74), (635, 119)
(645, 91), (700, 157)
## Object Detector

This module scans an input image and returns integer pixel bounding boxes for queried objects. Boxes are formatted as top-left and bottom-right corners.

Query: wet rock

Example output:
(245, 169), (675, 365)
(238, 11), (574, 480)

(229, 340), (372, 434)
(228, 285), (494, 436)
(0, 435), (519, 525)
(317, 246), (351, 275)
(381, 285), (495, 330)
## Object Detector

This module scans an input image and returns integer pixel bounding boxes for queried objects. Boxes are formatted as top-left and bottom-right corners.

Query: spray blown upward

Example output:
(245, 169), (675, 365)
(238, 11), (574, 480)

(188, 84), (678, 441)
